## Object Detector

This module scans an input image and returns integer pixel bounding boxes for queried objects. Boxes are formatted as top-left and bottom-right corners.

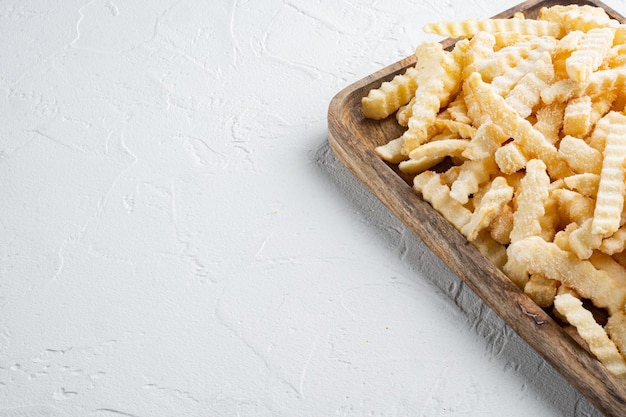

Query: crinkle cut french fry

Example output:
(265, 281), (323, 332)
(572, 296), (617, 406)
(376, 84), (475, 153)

(600, 227), (626, 255)
(374, 137), (406, 164)
(423, 18), (563, 39)
(503, 254), (530, 289)
(449, 156), (497, 205)
(407, 139), (469, 161)
(396, 96), (415, 127)
(466, 72), (571, 179)
(401, 42), (463, 155)
(362, 66), (420, 120)
(533, 102), (565, 144)
(461, 176), (514, 240)
(462, 122), (509, 160)
(504, 51), (554, 118)
(585, 69), (626, 97)
(563, 173), (600, 198)
(540, 79), (578, 105)
(606, 311), (626, 361)
(413, 171), (471, 231)
(474, 37), (538, 82)
(568, 217), (603, 260)
(490, 38), (557, 97)
(509, 236), (626, 314)
(489, 202), (514, 245)
(471, 230), (507, 269)
(552, 188), (595, 226)
(462, 31), (496, 79)
(495, 142), (528, 175)
(589, 251), (626, 287)
(592, 112), (626, 237)
(566, 27), (615, 84)
(540, 4), (620, 33)
(525, 273), (559, 308)
(557, 135), (602, 175)
(447, 99), (472, 125)
(563, 96), (592, 137)
(554, 293), (626, 382)
(510, 159), (550, 243)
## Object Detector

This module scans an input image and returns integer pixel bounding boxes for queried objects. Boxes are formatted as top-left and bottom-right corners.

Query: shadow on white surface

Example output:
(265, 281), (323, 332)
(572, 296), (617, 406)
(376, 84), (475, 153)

(312, 139), (601, 417)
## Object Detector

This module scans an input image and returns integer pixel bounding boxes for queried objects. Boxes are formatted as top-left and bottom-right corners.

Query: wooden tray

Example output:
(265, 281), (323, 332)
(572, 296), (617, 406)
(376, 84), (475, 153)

(327, 0), (626, 415)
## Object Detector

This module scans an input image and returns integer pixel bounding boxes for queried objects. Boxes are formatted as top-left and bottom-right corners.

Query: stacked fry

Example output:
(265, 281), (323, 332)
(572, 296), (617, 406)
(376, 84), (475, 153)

(363, 4), (626, 382)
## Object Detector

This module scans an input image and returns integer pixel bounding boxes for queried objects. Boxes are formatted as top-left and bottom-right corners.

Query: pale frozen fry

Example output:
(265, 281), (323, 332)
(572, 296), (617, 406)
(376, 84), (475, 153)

(396, 96), (414, 127)
(613, 249), (626, 266)
(489, 202), (514, 245)
(407, 139), (469, 161)
(554, 223), (578, 252)
(401, 42), (462, 155)
(462, 79), (489, 127)
(563, 96), (592, 137)
(462, 176), (514, 240)
(490, 38), (557, 97)
(592, 112), (626, 237)
(606, 311), (626, 360)
(600, 227), (626, 255)
(503, 254), (529, 289)
(466, 72), (571, 179)
(471, 230), (507, 269)
(533, 102), (565, 144)
(494, 142), (528, 175)
(568, 218), (603, 260)
(508, 236), (626, 314)
(551, 30), (586, 80)
(557, 135), (602, 175)
(563, 173), (600, 198)
(552, 188), (595, 226)
(590, 91), (618, 128)
(509, 159), (550, 244)
(589, 251), (626, 287)
(462, 31), (496, 79)
(474, 38), (538, 82)
(423, 18), (562, 39)
(525, 273), (559, 308)
(540, 4), (620, 33)
(445, 93), (472, 124)
(585, 69), (626, 97)
(504, 51), (554, 118)
(362, 66), (420, 120)
(588, 111), (612, 152)
(450, 157), (497, 205)
(566, 27), (615, 84)
(554, 293), (626, 381)
(433, 119), (476, 139)
(374, 137), (406, 164)
(462, 122), (509, 160)
(413, 171), (471, 231)
(493, 32), (535, 48)
(602, 44), (626, 69)
(540, 79), (578, 104)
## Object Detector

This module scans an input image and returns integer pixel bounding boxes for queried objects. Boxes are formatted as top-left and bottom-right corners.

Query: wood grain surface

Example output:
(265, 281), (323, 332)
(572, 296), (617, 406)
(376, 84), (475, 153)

(327, 0), (626, 415)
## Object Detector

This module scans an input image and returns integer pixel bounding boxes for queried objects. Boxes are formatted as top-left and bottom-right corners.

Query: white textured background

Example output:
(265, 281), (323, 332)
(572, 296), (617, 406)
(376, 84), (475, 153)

(1, 0), (625, 416)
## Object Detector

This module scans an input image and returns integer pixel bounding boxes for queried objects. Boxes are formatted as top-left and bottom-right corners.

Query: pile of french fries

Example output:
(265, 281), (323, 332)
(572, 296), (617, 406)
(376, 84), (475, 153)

(363, 4), (626, 382)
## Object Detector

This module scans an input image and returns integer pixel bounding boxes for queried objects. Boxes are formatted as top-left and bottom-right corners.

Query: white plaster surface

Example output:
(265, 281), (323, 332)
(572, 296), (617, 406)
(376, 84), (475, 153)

(1, 0), (624, 416)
